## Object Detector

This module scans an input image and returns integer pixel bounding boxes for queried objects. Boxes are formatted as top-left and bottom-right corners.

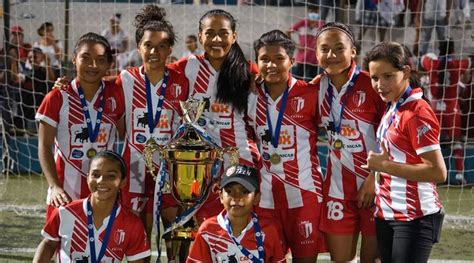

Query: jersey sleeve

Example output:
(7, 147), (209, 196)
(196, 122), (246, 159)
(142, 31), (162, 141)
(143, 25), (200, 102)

(169, 57), (188, 73)
(186, 225), (213, 262)
(125, 217), (151, 261)
(35, 89), (63, 128)
(41, 207), (61, 241)
(405, 105), (441, 155)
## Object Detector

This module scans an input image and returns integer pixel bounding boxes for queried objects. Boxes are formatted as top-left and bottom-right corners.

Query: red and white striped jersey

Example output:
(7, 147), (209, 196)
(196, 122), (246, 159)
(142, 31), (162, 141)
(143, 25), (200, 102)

(247, 77), (323, 209)
(42, 198), (151, 262)
(117, 66), (188, 194)
(421, 55), (470, 114)
(36, 80), (125, 202)
(187, 211), (286, 263)
(170, 55), (260, 168)
(315, 67), (386, 201)
(375, 88), (443, 221)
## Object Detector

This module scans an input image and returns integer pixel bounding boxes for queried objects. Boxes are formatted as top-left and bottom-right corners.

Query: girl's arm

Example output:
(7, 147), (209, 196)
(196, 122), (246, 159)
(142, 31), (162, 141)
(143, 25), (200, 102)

(363, 144), (447, 183)
(38, 121), (71, 206)
(33, 238), (59, 263)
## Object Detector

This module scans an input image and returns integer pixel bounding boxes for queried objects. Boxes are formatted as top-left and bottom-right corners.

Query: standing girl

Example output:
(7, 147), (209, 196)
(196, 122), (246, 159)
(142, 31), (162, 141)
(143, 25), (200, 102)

(169, 9), (260, 222)
(363, 42), (446, 263)
(249, 29), (324, 263)
(116, 5), (189, 258)
(36, 32), (125, 220)
(311, 22), (384, 263)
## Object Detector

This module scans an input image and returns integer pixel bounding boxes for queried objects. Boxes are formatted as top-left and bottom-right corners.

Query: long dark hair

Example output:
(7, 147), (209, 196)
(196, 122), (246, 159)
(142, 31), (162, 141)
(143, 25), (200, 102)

(198, 9), (250, 114)
(364, 41), (420, 88)
(134, 5), (176, 47)
(74, 32), (113, 64)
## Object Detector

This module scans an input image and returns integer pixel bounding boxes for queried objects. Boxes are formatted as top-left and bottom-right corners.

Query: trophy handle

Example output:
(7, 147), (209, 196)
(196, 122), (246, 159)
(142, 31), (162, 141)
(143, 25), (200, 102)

(218, 146), (240, 166)
(143, 139), (164, 179)
(180, 99), (207, 124)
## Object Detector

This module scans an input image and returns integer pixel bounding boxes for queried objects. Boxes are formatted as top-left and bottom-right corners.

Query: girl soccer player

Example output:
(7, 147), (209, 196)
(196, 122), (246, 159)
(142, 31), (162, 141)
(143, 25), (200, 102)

(33, 151), (150, 262)
(248, 29), (324, 263)
(36, 32), (125, 221)
(311, 22), (385, 263)
(168, 9), (260, 222)
(116, 5), (189, 260)
(363, 42), (447, 263)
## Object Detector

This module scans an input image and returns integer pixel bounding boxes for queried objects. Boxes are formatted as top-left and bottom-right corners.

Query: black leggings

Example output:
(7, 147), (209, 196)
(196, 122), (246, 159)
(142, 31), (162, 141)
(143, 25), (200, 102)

(375, 210), (444, 263)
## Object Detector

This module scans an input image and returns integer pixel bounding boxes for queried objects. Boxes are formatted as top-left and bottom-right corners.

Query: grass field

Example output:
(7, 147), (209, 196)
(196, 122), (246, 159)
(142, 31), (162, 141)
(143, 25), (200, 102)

(1, 174), (473, 262)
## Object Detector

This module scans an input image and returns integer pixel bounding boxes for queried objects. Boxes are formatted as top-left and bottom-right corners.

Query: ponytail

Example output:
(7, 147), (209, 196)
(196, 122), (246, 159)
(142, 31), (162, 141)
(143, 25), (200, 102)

(216, 42), (250, 114)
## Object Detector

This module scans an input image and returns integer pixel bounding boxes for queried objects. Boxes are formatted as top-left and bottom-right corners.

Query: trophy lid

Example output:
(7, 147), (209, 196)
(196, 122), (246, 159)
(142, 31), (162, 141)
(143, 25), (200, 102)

(168, 126), (215, 151)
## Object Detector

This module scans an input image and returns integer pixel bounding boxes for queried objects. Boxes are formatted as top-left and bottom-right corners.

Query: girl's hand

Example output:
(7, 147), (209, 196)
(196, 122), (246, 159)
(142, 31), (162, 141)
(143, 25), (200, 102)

(53, 76), (69, 90)
(50, 186), (71, 207)
(362, 143), (390, 172)
(356, 172), (375, 209)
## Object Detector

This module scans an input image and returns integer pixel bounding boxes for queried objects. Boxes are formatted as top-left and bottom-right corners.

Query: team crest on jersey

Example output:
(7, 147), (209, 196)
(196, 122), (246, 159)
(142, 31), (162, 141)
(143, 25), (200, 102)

(168, 84), (182, 98)
(290, 97), (305, 113)
(114, 229), (126, 245)
(298, 221), (313, 239)
(133, 108), (171, 131)
(417, 123), (432, 144)
(353, 90), (366, 107)
(106, 97), (117, 112)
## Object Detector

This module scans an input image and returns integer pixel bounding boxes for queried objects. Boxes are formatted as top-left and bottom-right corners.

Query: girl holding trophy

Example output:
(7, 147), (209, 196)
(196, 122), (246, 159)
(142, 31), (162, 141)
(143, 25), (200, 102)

(169, 9), (260, 223)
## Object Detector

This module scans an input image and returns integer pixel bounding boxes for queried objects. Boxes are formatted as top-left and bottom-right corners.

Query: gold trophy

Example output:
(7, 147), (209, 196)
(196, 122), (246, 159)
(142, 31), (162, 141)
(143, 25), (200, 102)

(144, 99), (239, 240)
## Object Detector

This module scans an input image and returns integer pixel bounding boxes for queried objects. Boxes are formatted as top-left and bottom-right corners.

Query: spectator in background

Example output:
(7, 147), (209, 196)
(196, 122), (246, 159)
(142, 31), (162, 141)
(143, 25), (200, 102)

(414, 0), (451, 56)
(10, 26), (32, 63)
(453, 0), (471, 27)
(166, 55), (178, 65)
(356, 0), (404, 42)
(5, 46), (27, 135)
(33, 22), (63, 75)
(22, 47), (55, 134)
(421, 39), (470, 184)
(102, 14), (129, 70)
(181, 34), (204, 58)
(460, 58), (474, 143)
(287, 5), (324, 82)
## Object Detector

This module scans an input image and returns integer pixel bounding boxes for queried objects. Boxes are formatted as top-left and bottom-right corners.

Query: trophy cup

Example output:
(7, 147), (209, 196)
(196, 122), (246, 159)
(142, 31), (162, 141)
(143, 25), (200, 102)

(144, 99), (239, 240)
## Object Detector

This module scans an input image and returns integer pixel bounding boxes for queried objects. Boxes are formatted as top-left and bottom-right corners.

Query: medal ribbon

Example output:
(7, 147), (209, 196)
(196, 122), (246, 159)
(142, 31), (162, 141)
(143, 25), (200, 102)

(77, 82), (105, 143)
(145, 69), (169, 135)
(326, 65), (360, 136)
(264, 85), (289, 149)
(86, 198), (118, 263)
(224, 212), (265, 263)
(377, 86), (412, 149)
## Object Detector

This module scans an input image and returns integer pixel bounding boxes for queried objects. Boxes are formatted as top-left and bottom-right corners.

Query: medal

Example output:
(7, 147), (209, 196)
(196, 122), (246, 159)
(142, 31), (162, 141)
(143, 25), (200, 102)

(333, 139), (343, 150)
(86, 148), (97, 159)
(270, 153), (281, 165)
(264, 84), (289, 166)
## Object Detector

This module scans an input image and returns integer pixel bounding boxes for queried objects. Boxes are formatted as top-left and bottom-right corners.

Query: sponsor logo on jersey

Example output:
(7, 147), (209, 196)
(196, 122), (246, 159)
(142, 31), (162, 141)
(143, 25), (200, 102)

(136, 133), (147, 144)
(417, 123), (432, 144)
(340, 124), (360, 139)
(298, 220), (313, 239)
(71, 149), (84, 159)
(210, 102), (230, 114)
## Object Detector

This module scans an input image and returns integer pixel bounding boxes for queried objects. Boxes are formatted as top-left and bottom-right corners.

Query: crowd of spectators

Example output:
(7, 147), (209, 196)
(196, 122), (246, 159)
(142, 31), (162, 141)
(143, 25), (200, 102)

(1, 1), (473, 141)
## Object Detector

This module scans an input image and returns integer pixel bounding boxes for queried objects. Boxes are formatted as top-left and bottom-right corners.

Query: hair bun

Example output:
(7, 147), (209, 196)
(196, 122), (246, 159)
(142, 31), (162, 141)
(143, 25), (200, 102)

(134, 5), (167, 29)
